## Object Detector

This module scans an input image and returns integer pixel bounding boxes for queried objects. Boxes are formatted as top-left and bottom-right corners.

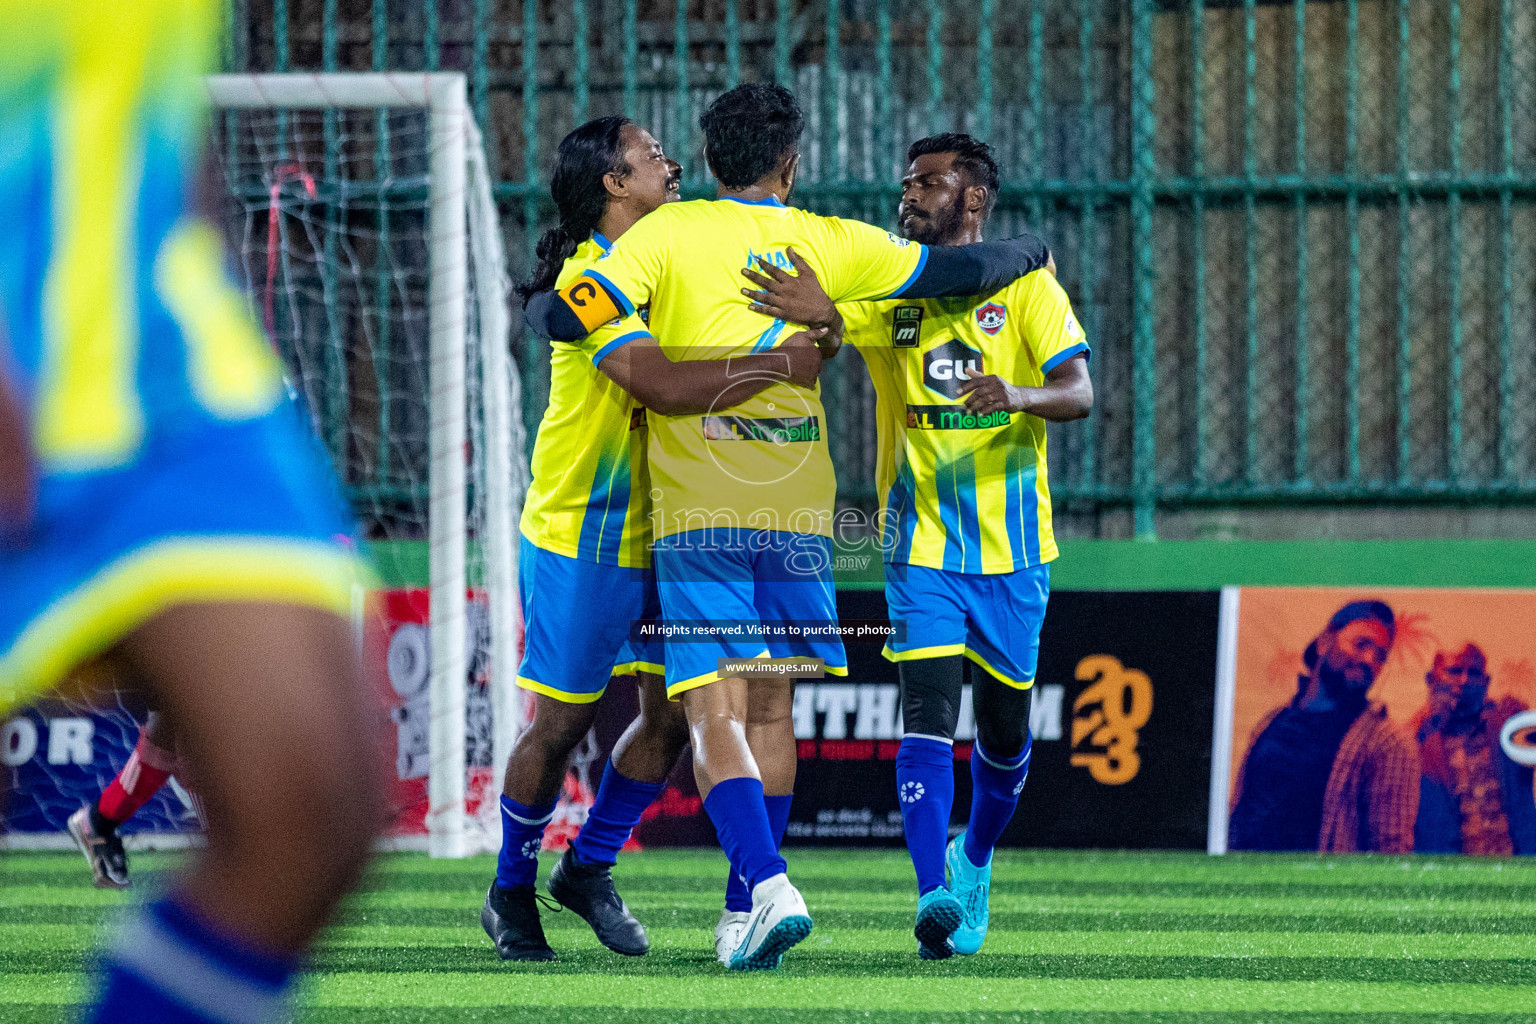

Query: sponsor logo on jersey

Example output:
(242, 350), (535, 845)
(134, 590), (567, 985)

(891, 306), (923, 348)
(701, 415), (822, 443)
(975, 301), (1007, 335)
(886, 232), (912, 248)
(923, 338), (984, 399)
(905, 404), (1011, 430)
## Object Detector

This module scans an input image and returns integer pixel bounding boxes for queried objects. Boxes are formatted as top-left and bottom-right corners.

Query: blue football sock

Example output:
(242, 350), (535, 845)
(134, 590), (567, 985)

(88, 894), (295, 1023)
(725, 793), (792, 912)
(496, 793), (558, 890)
(964, 734), (1032, 866)
(569, 761), (665, 866)
(704, 776), (787, 896)
(896, 735), (955, 896)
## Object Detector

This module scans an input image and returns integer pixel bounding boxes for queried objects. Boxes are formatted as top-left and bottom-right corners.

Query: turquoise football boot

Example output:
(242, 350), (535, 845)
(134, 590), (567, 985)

(914, 886), (963, 960)
(945, 833), (991, 955)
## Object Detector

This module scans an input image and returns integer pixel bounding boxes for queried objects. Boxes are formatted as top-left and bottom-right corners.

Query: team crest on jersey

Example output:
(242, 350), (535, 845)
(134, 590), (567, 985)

(975, 302), (1007, 335)
(891, 306), (923, 348)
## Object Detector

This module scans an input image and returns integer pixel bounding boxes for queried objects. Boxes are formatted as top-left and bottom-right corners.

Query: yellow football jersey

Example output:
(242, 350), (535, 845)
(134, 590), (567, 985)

(0, 0), (286, 473)
(844, 269), (1089, 574)
(520, 235), (656, 566)
(578, 196), (926, 540)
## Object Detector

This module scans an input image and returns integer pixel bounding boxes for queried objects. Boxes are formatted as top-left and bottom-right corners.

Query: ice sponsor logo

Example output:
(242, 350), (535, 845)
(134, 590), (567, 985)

(923, 339), (984, 400)
(891, 306), (923, 348)
(975, 302), (1007, 336)
(905, 404), (1011, 431)
(1500, 710), (1536, 767)
(701, 414), (821, 444)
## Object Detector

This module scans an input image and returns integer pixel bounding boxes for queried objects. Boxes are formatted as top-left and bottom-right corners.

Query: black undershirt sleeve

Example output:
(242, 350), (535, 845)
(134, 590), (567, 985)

(521, 289), (589, 342)
(898, 233), (1052, 300)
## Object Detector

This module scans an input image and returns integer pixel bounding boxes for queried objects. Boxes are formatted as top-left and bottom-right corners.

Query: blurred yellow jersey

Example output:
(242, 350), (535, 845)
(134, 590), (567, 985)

(844, 269), (1089, 573)
(578, 196), (926, 540)
(520, 235), (656, 567)
(0, 0), (286, 474)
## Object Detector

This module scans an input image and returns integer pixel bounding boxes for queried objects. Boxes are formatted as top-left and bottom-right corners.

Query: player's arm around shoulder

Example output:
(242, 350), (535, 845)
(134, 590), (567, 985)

(956, 269), (1093, 423)
(594, 326), (827, 417)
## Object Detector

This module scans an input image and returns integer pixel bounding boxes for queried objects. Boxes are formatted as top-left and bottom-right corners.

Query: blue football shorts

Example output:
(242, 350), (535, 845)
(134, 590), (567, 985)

(0, 407), (362, 713)
(882, 561), (1051, 689)
(515, 535), (665, 704)
(653, 528), (848, 699)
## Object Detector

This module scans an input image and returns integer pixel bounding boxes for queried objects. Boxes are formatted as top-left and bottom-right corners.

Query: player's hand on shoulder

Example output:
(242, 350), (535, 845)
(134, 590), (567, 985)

(741, 247), (838, 331)
(958, 366), (1026, 415)
(781, 329), (829, 389)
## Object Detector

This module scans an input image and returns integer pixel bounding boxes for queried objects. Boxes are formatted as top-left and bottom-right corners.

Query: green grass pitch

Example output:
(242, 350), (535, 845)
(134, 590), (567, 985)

(3, 847), (1533, 1022)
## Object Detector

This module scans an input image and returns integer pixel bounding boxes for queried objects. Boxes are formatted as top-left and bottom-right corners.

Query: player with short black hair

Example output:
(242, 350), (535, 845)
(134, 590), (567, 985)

(483, 115), (827, 962)
(523, 88), (1056, 970)
(905, 132), (1001, 221)
(697, 81), (807, 188)
(742, 131), (1092, 960)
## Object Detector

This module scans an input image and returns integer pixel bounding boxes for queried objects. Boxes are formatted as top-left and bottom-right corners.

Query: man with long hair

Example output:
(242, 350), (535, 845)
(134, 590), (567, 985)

(484, 116), (826, 961)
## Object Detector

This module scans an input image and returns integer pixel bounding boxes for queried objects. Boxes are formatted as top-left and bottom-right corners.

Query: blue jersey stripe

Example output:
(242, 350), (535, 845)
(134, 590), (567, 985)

(882, 462), (918, 565)
(751, 318), (787, 353)
(596, 445), (632, 564)
(591, 329), (651, 367)
(577, 447), (627, 562)
(0, 103), (54, 390)
(954, 453), (983, 573)
(1003, 444), (1026, 568)
(887, 244), (930, 299)
(934, 458), (965, 572)
(582, 268), (636, 318)
(136, 127), (195, 429)
(1041, 341), (1091, 374)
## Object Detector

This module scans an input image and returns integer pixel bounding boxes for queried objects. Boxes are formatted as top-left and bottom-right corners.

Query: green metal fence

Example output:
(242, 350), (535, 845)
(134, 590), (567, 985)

(230, 0), (1536, 537)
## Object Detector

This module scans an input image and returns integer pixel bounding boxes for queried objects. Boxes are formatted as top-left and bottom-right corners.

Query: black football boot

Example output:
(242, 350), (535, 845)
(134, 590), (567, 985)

(546, 849), (649, 956)
(481, 883), (557, 961)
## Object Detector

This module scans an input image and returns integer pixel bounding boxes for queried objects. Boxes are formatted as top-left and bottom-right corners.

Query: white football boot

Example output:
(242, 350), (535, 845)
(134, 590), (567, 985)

(714, 909), (751, 965)
(726, 873), (813, 970)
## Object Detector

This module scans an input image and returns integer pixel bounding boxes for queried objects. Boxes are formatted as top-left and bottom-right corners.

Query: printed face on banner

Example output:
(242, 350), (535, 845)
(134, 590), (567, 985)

(1227, 587), (1536, 857)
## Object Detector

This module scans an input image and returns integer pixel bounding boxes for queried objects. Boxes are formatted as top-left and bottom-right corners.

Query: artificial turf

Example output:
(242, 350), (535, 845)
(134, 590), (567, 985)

(2, 847), (1533, 1022)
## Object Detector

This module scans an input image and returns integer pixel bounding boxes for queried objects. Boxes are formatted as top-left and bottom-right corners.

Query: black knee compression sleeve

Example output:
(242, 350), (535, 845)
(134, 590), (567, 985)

(898, 656), (965, 741)
(972, 674), (1034, 760)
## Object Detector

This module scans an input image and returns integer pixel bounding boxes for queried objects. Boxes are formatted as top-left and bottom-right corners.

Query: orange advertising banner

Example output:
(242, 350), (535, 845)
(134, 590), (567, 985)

(1214, 587), (1536, 856)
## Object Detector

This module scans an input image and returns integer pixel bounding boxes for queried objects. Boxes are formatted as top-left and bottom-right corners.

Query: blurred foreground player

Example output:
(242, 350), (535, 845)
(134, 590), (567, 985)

(485, 116), (826, 961)
(527, 86), (1054, 969)
(0, 3), (381, 1021)
(744, 134), (1091, 959)
(69, 710), (202, 890)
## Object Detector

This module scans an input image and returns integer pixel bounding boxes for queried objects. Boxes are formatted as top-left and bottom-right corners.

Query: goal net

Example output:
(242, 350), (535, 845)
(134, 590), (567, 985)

(205, 73), (526, 857)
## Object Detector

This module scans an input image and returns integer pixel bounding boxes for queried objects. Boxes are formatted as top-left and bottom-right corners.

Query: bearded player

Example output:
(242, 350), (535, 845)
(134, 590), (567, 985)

(743, 133), (1092, 960)
(525, 87), (1054, 969)
(0, 3), (381, 1022)
(482, 116), (827, 961)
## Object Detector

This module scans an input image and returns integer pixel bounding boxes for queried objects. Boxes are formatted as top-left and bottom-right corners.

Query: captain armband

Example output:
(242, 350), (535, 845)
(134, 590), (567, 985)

(556, 276), (626, 333)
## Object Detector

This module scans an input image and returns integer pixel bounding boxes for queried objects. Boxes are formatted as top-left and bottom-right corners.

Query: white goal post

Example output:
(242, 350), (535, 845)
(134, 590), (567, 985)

(205, 73), (523, 858)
